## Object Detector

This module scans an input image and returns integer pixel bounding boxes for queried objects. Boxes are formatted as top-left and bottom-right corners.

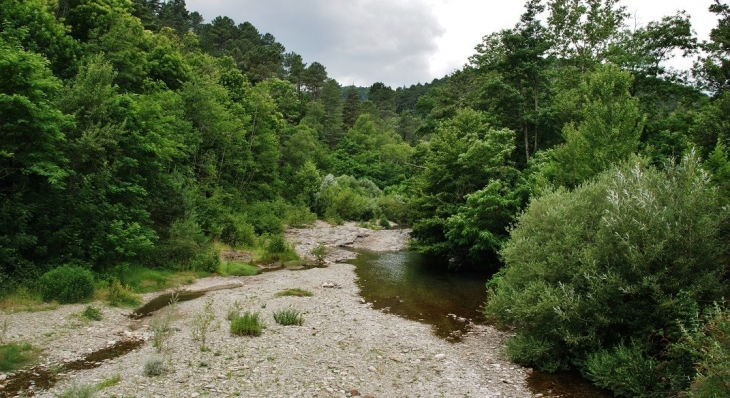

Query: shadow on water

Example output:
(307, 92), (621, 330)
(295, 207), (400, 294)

(129, 290), (205, 319)
(348, 249), (491, 341)
(348, 249), (613, 398)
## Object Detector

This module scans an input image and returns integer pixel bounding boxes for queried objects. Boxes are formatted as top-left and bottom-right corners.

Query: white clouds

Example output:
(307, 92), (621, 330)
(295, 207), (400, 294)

(185, 0), (720, 87)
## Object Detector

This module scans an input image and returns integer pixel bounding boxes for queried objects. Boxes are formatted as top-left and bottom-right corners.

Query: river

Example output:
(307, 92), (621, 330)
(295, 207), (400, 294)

(348, 249), (613, 398)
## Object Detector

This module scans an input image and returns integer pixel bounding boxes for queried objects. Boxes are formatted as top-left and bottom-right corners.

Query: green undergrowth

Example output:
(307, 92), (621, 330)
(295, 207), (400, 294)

(275, 288), (313, 297)
(0, 342), (40, 372)
(217, 261), (259, 276)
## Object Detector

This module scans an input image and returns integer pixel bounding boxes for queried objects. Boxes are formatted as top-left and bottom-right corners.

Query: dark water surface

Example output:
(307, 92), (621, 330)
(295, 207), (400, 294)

(348, 249), (613, 398)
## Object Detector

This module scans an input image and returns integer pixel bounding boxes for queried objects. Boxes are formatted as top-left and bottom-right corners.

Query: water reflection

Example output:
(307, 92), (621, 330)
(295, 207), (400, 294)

(348, 249), (491, 340)
(348, 248), (613, 398)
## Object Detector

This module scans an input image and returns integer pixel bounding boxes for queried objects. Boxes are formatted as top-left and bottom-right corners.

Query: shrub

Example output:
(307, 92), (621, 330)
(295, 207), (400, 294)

(311, 244), (326, 265)
(143, 355), (166, 376)
(273, 308), (304, 326)
(226, 300), (243, 321)
(485, 152), (728, 396)
(275, 288), (313, 297)
(262, 235), (299, 263)
(190, 300), (218, 351)
(106, 279), (140, 307)
(39, 265), (95, 304)
(230, 312), (262, 337)
(150, 293), (177, 353)
(82, 306), (102, 321)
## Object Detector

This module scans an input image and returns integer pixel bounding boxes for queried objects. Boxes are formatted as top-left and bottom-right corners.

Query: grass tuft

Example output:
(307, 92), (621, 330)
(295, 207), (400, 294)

(105, 280), (140, 307)
(273, 307), (304, 326)
(143, 355), (167, 377)
(81, 305), (102, 321)
(95, 373), (121, 389)
(230, 312), (263, 337)
(55, 382), (97, 398)
(275, 288), (313, 297)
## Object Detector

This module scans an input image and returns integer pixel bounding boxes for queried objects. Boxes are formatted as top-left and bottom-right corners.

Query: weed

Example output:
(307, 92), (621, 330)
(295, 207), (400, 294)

(0, 342), (39, 371)
(150, 293), (177, 353)
(275, 288), (313, 297)
(96, 373), (121, 389)
(190, 299), (218, 351)
(143, 355), (166, 377)
(0, 317), (8, 344)
(81, 305), (102, 321)
(230, 312), (263, 337)
(55, 382), (97, 398)
(273, 308), (304, 326)
(311, 243), (327, 265)
(106, 280), (140, 307)
(226, 300), (243, 321)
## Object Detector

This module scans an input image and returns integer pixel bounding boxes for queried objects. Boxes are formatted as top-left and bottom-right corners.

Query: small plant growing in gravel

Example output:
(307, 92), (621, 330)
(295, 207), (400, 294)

(230, 312), (263, 336)
(273, 307), (304, 326)
(0, 317), (9, 344)
(150, 293), (178, 353)
(106, 279), (140, 307)
(311, 243), (326, 266)
(81, 305), (102, 321)
(226, 300), (243, 321)
(191, 299), (218, 352)
(143, 355), (166, 376)
(55, 382), (97, 398)
(275, 288), (313, 297)
(95, 373), (121, 389)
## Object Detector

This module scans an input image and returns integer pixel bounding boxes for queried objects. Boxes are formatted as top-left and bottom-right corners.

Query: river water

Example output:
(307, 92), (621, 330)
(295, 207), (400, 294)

(348, 249), (613, 398)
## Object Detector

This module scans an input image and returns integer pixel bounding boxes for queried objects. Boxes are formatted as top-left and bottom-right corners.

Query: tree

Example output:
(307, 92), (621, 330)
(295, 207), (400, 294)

(283, 52), (306, 94)
(368, 82), (396, 119)
(342, 85), (361, 129)
(158, 0), (191, 36)
(695, 0), (730, 95)
(548, 63), (645, 187)
(304, 62), (327, 99)
(547, 0), (629, 72)
(486, 152), (728, 396)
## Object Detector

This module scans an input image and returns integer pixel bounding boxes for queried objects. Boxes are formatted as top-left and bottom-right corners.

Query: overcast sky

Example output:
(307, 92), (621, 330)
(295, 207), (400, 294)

(184, 0), (719, 88)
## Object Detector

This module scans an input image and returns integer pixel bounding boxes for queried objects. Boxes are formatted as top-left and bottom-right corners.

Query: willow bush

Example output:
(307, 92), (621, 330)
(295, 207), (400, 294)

(485, 152), (728, 397)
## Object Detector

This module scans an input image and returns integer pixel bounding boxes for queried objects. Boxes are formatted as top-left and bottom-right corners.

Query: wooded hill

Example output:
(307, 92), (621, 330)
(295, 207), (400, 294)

(2, 0), (730, 396)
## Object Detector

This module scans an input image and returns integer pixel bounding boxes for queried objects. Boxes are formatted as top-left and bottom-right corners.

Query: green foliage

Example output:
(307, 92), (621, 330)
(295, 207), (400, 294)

(218, 262), (259, 277)
(410, 109), (528, 267)
(39, 266), (95, 304)
(190, 299), (218, 351)
(82, 306), (102, 321)
(275, 288), (313, 297)
(273, 308), (304, 326)
(311, 244), (327, 266)
(0, 342), (38, 372)
(105, 280), (140, 307)
(485, 152), (728, 396)
(230, 312), (263, 337)
(55, 382), (97, 398)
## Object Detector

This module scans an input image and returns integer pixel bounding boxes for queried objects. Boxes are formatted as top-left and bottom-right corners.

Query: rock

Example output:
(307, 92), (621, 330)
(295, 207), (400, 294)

(367, 366), (376, 372)
(434, 354), (446, 360)
(389, 355), (404, 363)
(191, 393), (200, 398)
(0, 374), (6, 381)
(349, 388), (360, 396)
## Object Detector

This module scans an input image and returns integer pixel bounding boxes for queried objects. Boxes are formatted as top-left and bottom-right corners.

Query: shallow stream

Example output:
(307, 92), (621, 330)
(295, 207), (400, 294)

(348, 249), (612, 398)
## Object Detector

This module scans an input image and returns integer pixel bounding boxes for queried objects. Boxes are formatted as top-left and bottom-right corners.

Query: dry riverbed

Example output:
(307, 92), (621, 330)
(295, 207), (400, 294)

(1, 222), (534, 397)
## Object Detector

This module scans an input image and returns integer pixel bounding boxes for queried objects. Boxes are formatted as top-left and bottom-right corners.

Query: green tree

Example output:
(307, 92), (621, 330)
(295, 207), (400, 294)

(486, 152), (728, 396)
(342, 85), (361, 129)
(548, 63), (645, 187)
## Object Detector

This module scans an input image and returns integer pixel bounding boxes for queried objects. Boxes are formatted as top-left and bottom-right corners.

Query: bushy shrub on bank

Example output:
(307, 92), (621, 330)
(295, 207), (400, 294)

(39, 265), (95, 303)
(485, 152), (729, 397)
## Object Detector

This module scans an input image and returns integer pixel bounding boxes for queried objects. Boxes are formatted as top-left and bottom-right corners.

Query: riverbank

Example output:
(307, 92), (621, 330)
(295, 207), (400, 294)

(1, 222), (534, 397)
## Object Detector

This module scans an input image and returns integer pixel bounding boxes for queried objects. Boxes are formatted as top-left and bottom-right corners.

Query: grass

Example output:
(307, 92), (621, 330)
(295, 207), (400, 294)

(81, 305), (102, 321)
(190, 299), (218, 351)
(275, 288), (313, 297)
(120, 266), (202, 294)
(55, 382), (97, 398)
(273, 308), (304, 326)
(230, 312), (263, 337)
(0, 342), (40, 372)
(0, 287), (58, 313)
(96, 373), (121, 389)
(217, 261), (259, 276)
(102, 280), (140, 307)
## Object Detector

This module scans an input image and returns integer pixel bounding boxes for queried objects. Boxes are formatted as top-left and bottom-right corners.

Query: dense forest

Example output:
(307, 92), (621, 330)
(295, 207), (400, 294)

(2, 0), (730, 396)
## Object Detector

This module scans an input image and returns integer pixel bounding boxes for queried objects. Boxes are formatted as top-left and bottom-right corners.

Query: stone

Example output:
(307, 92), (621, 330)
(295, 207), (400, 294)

(349, 388), (360, 396)
(367, 366), (376, 372)
(434, 354), (446, 360)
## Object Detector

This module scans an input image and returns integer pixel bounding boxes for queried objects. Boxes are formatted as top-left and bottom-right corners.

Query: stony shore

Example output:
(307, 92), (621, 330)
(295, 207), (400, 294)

(1, 222), (534, 397)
